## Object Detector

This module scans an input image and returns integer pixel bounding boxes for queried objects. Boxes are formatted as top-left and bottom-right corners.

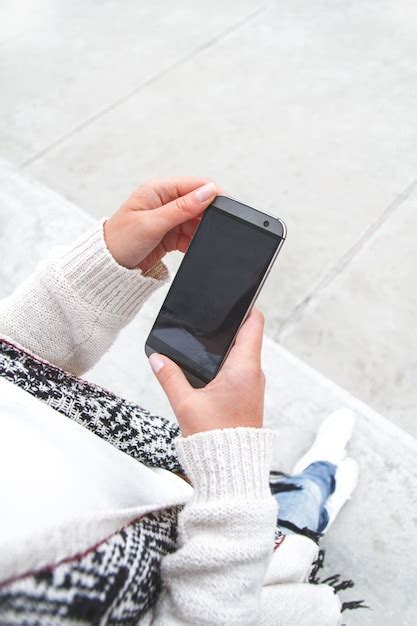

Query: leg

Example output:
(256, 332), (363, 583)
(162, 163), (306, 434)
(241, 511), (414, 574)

(271, 461), (337, 535)
(271, 409), (359, 538)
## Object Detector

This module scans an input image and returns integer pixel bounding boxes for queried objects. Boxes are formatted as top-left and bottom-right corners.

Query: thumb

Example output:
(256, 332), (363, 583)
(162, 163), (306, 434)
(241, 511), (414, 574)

(154, 181), (217, 229)
(148, 352), (192, 411)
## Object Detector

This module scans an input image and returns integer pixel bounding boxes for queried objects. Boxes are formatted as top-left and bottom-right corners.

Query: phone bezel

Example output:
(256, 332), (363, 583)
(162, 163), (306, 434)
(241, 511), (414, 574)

(145, 195), (286, 387)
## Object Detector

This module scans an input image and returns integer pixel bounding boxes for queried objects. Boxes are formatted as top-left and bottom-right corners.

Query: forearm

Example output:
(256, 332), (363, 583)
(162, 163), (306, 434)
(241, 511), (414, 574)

(153, 428), (278, 625)
(0, 220), (169, 375)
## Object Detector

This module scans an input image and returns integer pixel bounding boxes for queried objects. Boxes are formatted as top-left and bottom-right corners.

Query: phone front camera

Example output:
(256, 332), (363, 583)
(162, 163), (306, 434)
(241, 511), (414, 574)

(263, 220), (270, 228)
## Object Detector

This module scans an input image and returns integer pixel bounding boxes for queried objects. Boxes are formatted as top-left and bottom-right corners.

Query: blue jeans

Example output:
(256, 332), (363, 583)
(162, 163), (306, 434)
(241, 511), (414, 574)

(272, 461), (337, 535)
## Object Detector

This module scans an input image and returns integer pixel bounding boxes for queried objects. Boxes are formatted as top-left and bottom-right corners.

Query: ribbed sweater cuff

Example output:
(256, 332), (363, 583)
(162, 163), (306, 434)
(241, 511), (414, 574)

(176, 428), (277, 502)
(56, 219), (169, 317)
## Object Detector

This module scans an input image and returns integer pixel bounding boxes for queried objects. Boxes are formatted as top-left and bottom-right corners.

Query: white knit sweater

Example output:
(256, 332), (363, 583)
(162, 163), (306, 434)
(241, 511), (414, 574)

(0, 221), (342, 625)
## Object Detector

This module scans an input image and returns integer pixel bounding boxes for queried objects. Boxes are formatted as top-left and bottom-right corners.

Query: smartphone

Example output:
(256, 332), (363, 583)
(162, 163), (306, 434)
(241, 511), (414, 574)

(145, 195), (286, 388)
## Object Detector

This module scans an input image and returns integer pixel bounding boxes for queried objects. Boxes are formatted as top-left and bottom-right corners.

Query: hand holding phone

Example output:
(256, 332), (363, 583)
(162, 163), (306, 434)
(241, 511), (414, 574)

(104, 177), (217, 273)
(149, 307), (266, 437)
(146, 195), (286, 387)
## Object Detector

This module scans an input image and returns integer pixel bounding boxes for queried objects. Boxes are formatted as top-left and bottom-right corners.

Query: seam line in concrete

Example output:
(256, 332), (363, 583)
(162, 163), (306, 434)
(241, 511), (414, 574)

(19, 3), (267, 169)
(276, 174), (417, 340)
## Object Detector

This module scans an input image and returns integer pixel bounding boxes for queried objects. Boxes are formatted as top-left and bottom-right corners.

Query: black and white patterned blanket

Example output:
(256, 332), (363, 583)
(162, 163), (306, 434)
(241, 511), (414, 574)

(0, 340), (182, 625)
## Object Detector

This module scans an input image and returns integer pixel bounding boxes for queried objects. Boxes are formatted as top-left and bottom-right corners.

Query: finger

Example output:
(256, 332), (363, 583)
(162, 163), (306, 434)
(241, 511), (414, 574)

(177, 235), (192, 253)
(148, 353), (192, 412)
(142, 176), (214, 207)
(181, 217), (201, 238)
(160, 229), (191, 253)
(153, 181), (217, 229)
(224, 307), (265, 367)
(163, 232), (191, 254)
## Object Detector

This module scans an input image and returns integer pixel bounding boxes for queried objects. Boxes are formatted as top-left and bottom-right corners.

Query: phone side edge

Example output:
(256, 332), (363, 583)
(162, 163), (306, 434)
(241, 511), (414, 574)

(277, 217), (287, 240)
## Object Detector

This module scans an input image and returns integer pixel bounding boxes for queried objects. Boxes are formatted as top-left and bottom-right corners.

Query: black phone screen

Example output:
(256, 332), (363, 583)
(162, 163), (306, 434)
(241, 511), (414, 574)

(148, 206), (281, 382)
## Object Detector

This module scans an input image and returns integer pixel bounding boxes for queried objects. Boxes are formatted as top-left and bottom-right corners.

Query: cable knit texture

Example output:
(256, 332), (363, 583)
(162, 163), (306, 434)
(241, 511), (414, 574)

(0, 220), (342, 625)
(0, 219), (169, 375)
(155, 428), (278, 625)
(260, 583), (342, 626)
(177, 427), (276, 501)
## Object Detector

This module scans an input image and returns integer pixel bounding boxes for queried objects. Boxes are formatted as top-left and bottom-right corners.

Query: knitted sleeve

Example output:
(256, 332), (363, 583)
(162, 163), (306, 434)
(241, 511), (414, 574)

(152, 427), (278, 625)
(0, 220), (169, 375)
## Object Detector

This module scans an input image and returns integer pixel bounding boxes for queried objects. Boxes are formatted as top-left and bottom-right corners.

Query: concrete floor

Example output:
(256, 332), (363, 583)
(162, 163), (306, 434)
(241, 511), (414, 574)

(1, 0), (416, 436)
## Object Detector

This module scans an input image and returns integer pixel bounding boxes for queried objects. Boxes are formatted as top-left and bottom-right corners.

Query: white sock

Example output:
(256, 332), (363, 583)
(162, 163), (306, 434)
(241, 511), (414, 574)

(292, 408), (356, 474)
(324, 457), (359, 531)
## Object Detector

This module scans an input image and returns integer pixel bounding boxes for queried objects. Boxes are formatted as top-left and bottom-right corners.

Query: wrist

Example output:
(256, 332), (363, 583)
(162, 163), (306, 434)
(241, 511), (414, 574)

(58, 219), (169, 317)
(175, 427), (277, 502)
(103, 214), (136, 269)
(180, 420), (262, 437)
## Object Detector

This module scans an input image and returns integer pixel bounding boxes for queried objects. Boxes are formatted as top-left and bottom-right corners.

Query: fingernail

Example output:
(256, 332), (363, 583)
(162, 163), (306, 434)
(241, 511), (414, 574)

(149, 353), (165, 374)
(195, 182), (216, 203)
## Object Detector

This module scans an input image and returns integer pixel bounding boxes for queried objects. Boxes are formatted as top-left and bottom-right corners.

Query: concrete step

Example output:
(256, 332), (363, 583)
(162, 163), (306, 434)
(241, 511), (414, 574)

(1, 163), (415, 625)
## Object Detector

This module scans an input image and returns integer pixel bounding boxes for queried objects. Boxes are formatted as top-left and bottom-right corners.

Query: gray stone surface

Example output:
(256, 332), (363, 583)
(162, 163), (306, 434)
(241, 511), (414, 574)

(281, 183), (417, 436)
(1, 163), (416, 624)
(4, 0), (415, 431)
(22, 0), (417, 331)
(0, 0), (262, 164)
